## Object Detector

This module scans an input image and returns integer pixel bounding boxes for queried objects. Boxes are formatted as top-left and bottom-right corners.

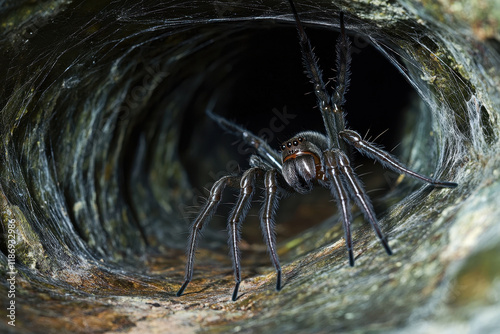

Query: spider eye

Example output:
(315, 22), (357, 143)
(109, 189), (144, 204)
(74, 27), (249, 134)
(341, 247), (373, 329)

(298, 137), (303, 142)
(280, 145), (286, 151)
(287, 142), (292, 148)
(293, 140), (298, 146)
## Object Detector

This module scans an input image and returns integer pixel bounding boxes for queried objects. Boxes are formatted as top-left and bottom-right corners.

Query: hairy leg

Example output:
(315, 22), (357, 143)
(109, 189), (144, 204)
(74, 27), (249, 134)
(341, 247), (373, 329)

(340, 130), (458, 188)
(227, 168), (264, 301)
(333, 149), (393, 255)
(260, 169), (283, 290)
(323, 151), (355, 266)
(177, 175), (240, 297)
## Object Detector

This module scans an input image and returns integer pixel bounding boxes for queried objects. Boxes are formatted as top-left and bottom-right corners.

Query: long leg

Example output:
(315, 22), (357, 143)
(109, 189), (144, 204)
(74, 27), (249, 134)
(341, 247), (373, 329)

(177, 175), (240, 297)
(260, 169), (282, 291)
(332, 12), (352, 109)
(334, 149), (393, 255)
(340, 130), (458, 188)
(206, 108), (282, 170)
(288, 0), (346, 149)
(227, 168), (263, 301)
(323, 151), (355, 266)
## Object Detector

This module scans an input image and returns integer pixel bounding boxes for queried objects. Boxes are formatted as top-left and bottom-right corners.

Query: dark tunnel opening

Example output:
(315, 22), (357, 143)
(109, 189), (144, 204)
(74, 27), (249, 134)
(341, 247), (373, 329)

(176, 22), (415, 249)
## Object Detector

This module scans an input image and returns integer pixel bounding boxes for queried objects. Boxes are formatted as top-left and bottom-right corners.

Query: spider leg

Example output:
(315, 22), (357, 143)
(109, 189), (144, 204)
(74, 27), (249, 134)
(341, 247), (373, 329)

(288, 0), (346, 149)
(340, 130), (458, 188)
(177, 176), (240, 297)
(323, 151), (355, 266)
(227, 167), (263, 301)
(334, 149), (393, 255)
(332, 12), (352, 109)
(260, 169), (283, 290)
(206, 108), (282, 170)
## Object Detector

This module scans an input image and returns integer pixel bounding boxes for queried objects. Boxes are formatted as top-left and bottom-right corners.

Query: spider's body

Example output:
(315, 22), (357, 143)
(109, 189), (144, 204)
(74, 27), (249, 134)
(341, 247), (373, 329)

(176, 0), (457, 301)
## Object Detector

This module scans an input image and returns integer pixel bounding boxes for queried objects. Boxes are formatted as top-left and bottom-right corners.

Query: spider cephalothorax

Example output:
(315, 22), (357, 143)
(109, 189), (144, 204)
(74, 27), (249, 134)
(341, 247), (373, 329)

(176, 0), (457, 301)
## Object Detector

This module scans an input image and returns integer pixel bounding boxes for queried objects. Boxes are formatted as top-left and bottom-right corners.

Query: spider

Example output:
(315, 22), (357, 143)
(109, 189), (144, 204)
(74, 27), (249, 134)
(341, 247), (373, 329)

(176, 0), (457, 301)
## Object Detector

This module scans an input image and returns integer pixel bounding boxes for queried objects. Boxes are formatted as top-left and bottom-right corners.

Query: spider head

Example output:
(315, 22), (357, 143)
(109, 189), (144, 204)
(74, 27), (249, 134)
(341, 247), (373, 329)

(280, 136), (322, 194)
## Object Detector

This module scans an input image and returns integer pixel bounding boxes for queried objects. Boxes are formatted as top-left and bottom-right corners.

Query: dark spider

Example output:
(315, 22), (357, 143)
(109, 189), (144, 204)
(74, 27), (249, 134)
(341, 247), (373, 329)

(176, 0), (458, 301)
